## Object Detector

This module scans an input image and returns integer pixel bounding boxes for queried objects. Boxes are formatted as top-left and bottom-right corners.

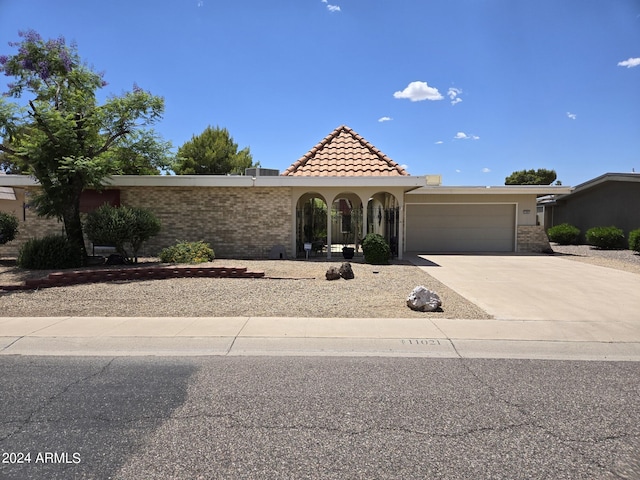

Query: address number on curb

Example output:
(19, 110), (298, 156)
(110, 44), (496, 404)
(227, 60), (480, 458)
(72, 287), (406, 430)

(401, 339), (441, 346)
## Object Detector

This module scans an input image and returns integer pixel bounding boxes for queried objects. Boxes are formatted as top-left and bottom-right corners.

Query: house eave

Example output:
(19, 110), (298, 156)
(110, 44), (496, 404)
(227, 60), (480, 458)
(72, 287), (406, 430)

(408, 185), (573, 195)
(0, 174), (429, 190)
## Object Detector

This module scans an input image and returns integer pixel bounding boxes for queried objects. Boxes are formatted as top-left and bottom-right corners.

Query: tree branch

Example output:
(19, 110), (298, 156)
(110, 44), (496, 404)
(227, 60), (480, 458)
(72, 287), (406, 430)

(0, 143), (17, 155)
(28, 100), (58, 145)
(94, 128), (130, 157)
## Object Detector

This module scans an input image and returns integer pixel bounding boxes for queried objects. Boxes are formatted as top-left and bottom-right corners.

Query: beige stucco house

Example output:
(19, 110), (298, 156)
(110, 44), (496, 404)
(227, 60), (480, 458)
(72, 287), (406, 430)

(0, 125), (570, 259)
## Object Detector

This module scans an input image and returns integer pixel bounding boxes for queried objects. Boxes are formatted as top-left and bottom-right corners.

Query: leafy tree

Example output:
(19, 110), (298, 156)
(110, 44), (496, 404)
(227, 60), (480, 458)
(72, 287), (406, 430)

(172, 125), (256, 175)
(0, 30), (165, 263)
(103, 129), (173, 175)
(505, 168), (558, 185)
(0, 211), (19, 245)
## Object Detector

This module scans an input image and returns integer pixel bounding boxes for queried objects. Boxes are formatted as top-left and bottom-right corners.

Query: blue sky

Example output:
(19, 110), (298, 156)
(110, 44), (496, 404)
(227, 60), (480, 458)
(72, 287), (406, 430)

(1, 0), (639, 186)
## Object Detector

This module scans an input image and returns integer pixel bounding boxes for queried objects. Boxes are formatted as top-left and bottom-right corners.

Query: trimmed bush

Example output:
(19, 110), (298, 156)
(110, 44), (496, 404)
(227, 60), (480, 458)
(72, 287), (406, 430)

(17, 234), (83, 269)
(547, 223), (580, 245)
(585, 226), (626, 250)
(159, 240), (215, 264)
(629, 229), (640, 253)
(362, 233), (391, 265)
(85, 204), (161, 263)
(0, 211), (19, 245)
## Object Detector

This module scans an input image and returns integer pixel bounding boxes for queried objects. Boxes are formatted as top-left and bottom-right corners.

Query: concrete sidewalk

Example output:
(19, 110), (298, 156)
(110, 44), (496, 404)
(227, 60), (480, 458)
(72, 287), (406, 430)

(2, 316), (639, 361)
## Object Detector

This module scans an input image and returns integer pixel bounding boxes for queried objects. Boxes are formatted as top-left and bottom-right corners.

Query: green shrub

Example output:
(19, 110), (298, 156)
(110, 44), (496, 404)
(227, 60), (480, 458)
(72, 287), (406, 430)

(629, 229), (640, 253)
(0, 212), (19, 245)
(585, 226), (626, 250)
(547, 223), (580, 245)
(17, 235), (83, 269)
(362, 233), (391, 265)
(159, 240), (215, 264)
(85, 204), (161, 262)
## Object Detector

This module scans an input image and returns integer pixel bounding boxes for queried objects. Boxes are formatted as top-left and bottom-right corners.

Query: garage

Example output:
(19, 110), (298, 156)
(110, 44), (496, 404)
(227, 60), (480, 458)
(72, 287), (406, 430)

(405, 203), (516, 252)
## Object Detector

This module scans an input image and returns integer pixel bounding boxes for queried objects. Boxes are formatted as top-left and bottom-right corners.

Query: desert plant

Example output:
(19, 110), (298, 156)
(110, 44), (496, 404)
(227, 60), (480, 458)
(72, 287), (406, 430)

(585, 226), (626, 250)
(547, 223), (580, 245)
(0, 212), (19, 245)
(17, 234), (83, 269)
(629, 229), (640, 253)
(85, 204), (161, 262)
(159, 240), (215, 264)
(362, 233), (391, 265)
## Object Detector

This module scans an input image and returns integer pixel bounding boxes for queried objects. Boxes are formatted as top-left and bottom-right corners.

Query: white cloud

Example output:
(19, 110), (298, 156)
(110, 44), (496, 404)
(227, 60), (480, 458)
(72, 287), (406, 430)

(447, 87), (463, 105)
(393, 81), (443, 102)
(435, 140), (443, 144)
(327, 4), (341, 12)
(454, 132), (479, 140)
(455, 169), (461, 173)
(617, 57), (640, 68)
(321, 0), (327, 2)
(566, 112), (577, 120)
(482, 168), (491, 173)
(378, 116), (392, 123)
(400, 164), (409, 172)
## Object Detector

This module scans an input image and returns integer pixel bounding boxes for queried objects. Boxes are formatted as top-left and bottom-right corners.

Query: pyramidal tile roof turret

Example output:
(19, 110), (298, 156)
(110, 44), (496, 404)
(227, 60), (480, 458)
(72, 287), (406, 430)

(281, 125), (408, 177)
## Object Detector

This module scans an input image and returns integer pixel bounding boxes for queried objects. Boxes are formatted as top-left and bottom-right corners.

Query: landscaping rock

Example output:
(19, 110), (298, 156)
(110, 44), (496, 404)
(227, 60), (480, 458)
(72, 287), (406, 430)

(407, 285), (442, 312)
(325, 266), (341, 281)
(339, 262), (354, 280)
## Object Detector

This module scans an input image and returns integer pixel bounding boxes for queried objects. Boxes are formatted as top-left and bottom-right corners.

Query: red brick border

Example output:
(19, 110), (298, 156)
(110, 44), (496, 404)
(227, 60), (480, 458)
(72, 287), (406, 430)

(0, 265), (265, 291)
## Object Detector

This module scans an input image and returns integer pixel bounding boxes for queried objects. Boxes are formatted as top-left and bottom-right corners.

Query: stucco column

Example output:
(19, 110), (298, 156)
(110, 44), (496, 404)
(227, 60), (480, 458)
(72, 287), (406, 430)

(397, 200), (404, 260)
(360, 194), (369, 252)
(326, 203), (332, 259)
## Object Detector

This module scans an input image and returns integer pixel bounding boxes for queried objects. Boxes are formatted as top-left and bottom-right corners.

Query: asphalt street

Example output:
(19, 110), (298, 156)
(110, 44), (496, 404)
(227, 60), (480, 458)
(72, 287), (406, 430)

(1, 356), (638, 479)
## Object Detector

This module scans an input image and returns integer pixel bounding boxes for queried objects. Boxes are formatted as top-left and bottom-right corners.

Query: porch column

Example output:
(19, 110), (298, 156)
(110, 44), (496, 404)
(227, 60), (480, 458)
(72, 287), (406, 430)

(397, 200), (404, 260)
(326, 205), (332, 259)
(361, 194), (369, 249)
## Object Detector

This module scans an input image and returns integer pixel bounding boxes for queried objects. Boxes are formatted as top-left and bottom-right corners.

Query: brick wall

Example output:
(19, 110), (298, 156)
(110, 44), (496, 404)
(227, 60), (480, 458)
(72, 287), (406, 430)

(120, 186), (293, 259)
(0, 188), (64, 258)
(517, 225), (551, 253)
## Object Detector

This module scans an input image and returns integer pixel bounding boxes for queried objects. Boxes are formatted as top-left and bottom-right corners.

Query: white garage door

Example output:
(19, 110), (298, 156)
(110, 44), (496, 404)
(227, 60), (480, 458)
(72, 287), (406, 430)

(406, 204), (515, 252)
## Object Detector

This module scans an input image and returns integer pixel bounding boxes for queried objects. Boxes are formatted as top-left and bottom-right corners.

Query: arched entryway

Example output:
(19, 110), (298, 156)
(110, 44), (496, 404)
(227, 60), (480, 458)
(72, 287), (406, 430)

(296, 193), (328, 257)
(366, 192), (400, 257)
(330, 192), (363, 255)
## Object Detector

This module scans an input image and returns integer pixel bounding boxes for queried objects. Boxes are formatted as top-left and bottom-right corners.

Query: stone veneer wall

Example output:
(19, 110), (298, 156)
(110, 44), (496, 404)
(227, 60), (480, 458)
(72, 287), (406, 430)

(120, 186), (294, 259)
(517, 225), (551, 253)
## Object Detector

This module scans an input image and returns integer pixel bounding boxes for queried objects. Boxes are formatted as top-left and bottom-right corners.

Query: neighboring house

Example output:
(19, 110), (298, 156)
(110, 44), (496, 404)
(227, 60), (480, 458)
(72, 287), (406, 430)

(540, 172), (640, 241)
(0, 125), (570, 258)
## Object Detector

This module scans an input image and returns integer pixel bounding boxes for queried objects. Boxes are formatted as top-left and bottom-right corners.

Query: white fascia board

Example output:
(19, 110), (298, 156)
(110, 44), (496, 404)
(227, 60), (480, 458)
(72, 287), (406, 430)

(253, 176), (427, 188)
(105, 175), (427, 189)
(408, 185), (573, 195)
(104, 175), (253, 187)
(0, 175), (39, 187)
(0, 173), (427, 190)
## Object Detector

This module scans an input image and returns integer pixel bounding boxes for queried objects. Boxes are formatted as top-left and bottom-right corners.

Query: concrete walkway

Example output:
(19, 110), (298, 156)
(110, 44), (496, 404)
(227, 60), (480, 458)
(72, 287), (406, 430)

(1, 254), (639, 361)
(1, 315), (639, 361)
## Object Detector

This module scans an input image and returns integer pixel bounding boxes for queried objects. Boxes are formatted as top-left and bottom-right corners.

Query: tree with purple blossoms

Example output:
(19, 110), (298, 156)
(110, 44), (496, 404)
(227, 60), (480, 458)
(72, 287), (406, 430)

(0, 30), (165, 264)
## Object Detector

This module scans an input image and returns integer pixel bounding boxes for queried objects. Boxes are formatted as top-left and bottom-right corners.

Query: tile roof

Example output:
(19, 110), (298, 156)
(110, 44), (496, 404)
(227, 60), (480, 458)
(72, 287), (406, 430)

(281, 125), (408, 177)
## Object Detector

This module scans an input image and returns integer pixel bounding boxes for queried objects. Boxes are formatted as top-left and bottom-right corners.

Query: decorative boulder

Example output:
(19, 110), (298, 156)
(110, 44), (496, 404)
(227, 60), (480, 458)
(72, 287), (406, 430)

(339, 262), (354, 280)
(407, 285), (442, 312)
(326, 266), (341, 281)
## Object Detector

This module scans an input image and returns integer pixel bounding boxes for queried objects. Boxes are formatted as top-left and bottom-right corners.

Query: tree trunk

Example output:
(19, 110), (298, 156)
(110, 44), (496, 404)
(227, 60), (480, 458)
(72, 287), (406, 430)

(62, 194), (88, 266)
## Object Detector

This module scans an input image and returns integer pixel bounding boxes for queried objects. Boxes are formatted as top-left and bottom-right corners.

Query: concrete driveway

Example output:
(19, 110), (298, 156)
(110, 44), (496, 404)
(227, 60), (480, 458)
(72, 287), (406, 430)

(410, 254), (640, 322)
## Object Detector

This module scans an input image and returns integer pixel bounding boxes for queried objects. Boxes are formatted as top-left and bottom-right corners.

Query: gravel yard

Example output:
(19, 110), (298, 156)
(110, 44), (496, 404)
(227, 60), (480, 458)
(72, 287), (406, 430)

(1, 245), (638, 318)
(549, 243), (640, 275)
(0, 258), (490, 319)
